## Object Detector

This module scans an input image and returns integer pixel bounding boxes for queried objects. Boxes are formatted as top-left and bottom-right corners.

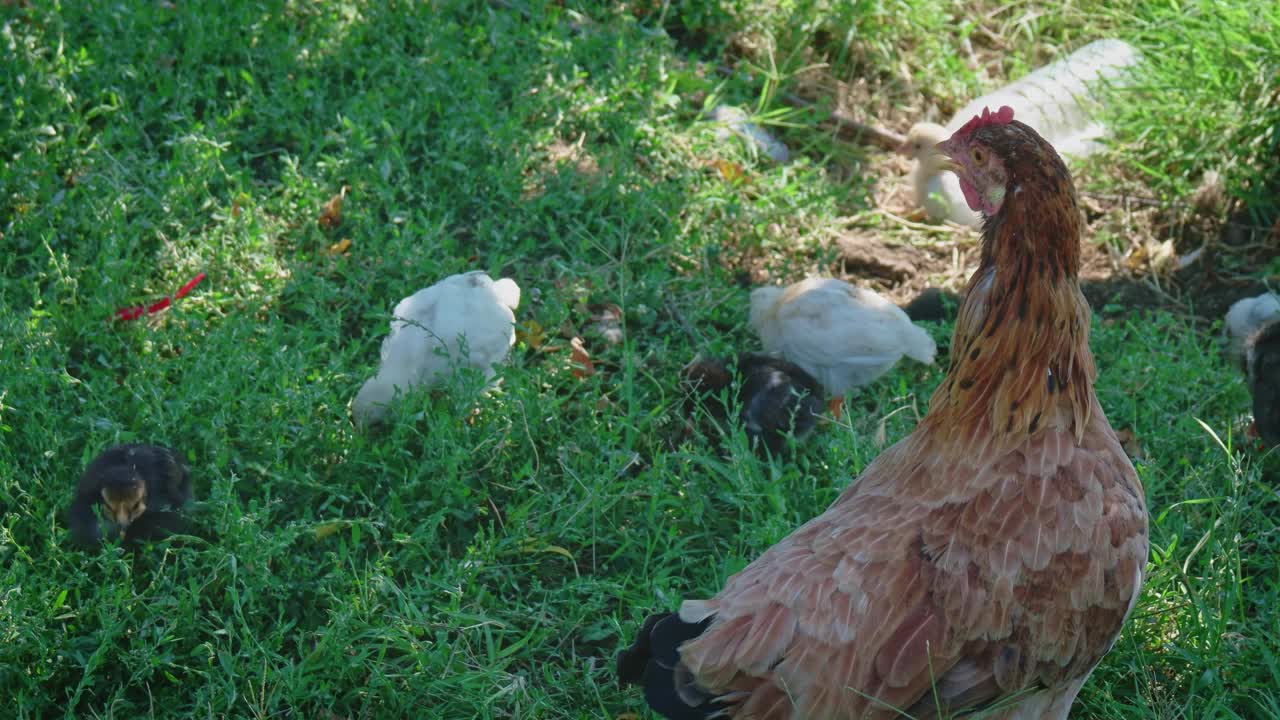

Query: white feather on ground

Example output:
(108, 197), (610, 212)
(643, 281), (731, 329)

(903, 39), (1141, 226)
(1225, 292), (1280, 367)
(749, 277), (936, 397)
(353, 271), (520, 425)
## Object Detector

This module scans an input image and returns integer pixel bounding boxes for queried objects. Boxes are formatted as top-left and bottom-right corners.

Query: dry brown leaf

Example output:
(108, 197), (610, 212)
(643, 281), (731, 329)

(314, 521), (346, 540)
(1114, 427), (1144, 461)
(569, 336), (594, 378)
(1124, 243), (1147, 273)
(716, 159), (747, 184)
(318, 185), (350, 228)
(588, 303), (624, 345)
(326, 238), (352, 256)
(515, 320), (547, 350)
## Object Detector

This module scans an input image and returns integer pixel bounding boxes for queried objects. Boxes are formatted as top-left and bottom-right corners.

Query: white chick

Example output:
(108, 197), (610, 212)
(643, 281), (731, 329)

(353, 271), (521, 425)
(750, 277), (936, 416)
(902, 39), (1140, 226)
(900, 122), (983, 227)
(1225, 292), (1280, 371)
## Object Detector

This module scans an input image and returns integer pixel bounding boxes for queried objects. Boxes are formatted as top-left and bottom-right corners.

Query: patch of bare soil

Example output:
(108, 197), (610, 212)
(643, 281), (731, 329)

(818, 148), (1279, 325)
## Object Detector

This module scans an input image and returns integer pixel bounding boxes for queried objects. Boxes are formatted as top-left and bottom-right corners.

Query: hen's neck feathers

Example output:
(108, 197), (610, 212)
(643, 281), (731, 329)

(924, 137), (1096, 448)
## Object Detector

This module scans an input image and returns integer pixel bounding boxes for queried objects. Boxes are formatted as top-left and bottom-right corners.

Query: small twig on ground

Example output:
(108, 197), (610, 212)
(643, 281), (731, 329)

(662, 295), (708, 347)
(854, 210), (969, 234)
(781, 92), (907, 150)
(714, 65), (905, 150)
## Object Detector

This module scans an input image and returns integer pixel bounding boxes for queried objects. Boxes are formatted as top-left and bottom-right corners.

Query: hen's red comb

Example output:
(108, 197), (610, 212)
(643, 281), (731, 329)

(955, 105), (1015, 136)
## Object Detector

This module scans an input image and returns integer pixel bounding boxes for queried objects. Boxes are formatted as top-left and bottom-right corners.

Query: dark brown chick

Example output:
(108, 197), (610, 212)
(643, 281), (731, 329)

(68, 443), (192, 546)
(902, 287), (963, 323)
(1247, 319), (1280, 448)
(682, 353), (825, 456)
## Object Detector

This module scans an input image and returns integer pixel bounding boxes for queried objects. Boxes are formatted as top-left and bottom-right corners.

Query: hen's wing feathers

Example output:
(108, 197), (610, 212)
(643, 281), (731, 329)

(676, 416), (1145, 718)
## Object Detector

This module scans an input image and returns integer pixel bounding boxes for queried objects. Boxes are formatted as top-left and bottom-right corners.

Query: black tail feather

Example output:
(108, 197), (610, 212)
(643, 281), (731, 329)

(618, 612), (720, 720)
(618, 612), (670, 685)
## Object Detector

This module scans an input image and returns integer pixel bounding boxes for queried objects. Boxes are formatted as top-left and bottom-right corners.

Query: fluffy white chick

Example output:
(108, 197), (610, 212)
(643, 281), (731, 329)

(750, 277), (936, 416)
(900, 122), (982, 227)
(354, 271), (520, 425)
(1225, 292), (1280, 371)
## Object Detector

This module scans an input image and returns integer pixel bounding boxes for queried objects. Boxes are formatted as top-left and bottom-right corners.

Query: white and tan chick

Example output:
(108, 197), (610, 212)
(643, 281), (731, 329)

(353, 271), (520, 426)
(749, 277), (936, 416)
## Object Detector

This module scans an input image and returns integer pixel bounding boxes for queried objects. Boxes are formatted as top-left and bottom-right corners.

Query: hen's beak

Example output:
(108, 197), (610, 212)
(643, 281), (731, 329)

(934, 140), (960, 173)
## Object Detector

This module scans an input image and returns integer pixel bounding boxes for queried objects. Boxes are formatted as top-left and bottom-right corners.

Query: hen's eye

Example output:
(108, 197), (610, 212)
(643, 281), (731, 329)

(971, 148), (987, 165)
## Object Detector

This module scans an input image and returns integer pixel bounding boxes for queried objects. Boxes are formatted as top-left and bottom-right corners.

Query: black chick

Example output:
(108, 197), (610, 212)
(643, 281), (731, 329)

(68, 443), (192, 546)
(902, 287), (962, 323)
(681, 353), (825, 456)
(1247, 319), (1280, 448)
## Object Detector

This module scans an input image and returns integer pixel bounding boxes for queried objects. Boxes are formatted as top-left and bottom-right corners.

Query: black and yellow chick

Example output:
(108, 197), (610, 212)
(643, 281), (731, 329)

(681, 353), (825, 456)
(68, 443), (192, 546)
(1247, 319), (1280, 448)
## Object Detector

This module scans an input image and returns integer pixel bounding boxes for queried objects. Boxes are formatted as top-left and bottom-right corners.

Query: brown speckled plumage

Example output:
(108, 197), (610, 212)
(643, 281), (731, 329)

(618, 115), (1148, 719)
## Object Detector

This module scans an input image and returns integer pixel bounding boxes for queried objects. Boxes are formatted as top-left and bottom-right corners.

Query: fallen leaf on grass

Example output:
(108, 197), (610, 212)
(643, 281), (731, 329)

(1126, 239), (1176, 276)
(715, 159), (747, 184)
(1114, 427), (1144, 461)
(520, 540), (580, 577)
(326, 238), (352, 256)
(515, 320), (547, 350)
(873, 417), (887, 449)
(318, 185), (350, 228)
(588, 303), (624, 345)
(313, 521), (347, 540)
(569, 336), (594, 378)
(525, 543), (575, 562)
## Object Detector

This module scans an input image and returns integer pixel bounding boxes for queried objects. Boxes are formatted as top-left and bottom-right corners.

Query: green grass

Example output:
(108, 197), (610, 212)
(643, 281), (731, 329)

(2, 1), (1278, 718)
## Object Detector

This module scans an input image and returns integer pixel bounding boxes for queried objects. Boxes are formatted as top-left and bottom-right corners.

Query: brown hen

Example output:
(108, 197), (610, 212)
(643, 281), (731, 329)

(617, 106), (1149, 719)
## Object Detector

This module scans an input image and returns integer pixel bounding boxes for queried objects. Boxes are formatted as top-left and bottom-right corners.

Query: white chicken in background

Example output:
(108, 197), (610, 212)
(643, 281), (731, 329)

(1225, 291), (1280, 370)
(901, 38), (1141, 226)
(749, 277), (936, 416)
(353, 271), (521, 426)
